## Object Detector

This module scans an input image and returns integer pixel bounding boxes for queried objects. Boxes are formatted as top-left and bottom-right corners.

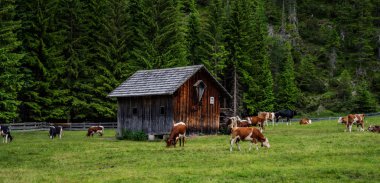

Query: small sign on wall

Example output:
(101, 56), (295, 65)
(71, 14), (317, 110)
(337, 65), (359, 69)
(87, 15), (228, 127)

(210, 97), (214, 105)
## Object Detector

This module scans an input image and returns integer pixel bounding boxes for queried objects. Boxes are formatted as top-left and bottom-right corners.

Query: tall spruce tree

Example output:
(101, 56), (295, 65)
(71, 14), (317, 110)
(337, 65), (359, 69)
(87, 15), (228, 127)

(201, 0), (227, 80)
(16, 0), (66, 121)
(186, 0), (203, 65)
(55, 0), (95, 121)
(129, 0), (189, 69)
(0, 0), (24, 123)
(250, 0), (275, 113)
(223, 0), (257, 115)
(78, 0), (121, 121)
(351, 81), (377, 113)
(276, 41), (299, 110)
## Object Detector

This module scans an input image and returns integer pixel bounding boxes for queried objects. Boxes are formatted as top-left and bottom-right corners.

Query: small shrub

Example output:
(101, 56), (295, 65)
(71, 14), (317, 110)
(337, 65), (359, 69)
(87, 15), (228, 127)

(119, 129), (147, 141)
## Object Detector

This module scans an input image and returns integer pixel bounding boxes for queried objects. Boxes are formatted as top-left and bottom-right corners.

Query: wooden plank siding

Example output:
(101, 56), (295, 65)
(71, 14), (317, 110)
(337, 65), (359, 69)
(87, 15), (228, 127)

(117, 96), (173, 135)
(173, 69), (220, 134)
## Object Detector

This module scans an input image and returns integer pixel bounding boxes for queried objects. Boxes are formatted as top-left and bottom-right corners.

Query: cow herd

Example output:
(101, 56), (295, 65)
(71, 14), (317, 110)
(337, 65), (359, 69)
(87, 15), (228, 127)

(1, 112), (378, 148)
(0, 125), (104, 143)
(165, 110), (379, 151)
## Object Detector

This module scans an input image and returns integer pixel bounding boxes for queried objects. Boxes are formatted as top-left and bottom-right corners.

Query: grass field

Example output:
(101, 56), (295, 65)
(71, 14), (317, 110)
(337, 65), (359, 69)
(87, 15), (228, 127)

(0, 117), (379, 183)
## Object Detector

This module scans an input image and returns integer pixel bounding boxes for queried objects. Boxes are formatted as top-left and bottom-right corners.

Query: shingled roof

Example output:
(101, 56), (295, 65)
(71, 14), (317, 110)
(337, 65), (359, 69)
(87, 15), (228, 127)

(108, 65), (231, 98)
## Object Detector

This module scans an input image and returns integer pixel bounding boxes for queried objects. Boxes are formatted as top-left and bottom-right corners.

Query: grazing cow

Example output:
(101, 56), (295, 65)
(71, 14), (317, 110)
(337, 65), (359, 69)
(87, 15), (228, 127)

(368, 125), (380, 133)
(87, 126), (104, 137)
(166, 122), (186, 147)
(246, 116), (265, 132)
(49, 126), (63, 139)
(344, 114), (359, 132)
(0, 125), (13, 143)
(258, 112), (275, 126)
(227, 116), (248, 130)
(275, 109), (297, 125)
(299, 118), (312, 125)
(226, 117), (238, 129)
(230, 127), (270, 152)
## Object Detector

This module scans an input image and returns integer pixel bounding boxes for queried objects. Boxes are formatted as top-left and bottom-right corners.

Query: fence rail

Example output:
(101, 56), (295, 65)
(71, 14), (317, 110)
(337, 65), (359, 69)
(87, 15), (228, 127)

(0, 122), (117, 131)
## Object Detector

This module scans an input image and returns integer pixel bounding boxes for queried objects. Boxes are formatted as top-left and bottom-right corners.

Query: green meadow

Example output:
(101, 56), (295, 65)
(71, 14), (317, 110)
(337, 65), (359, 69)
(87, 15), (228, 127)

(0, 117), (379, 183)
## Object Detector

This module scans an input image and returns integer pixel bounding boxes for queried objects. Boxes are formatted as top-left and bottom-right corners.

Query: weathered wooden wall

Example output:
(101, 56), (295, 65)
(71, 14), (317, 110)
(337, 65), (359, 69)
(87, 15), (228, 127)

(173, 69), (220, 134)
(117, 96), (173, 135)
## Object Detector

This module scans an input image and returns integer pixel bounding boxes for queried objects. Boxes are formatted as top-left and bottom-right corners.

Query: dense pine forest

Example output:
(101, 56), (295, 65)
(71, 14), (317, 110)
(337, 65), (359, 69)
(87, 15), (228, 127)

(1, 0), (379, 123)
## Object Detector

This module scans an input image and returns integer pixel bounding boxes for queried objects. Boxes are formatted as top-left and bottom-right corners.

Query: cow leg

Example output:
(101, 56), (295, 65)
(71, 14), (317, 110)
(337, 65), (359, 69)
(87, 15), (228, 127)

(237, 141), (241, 151)
(5, 135), (8, 143)
(348, 124), (352, 132)
(230, 137), (237, 152)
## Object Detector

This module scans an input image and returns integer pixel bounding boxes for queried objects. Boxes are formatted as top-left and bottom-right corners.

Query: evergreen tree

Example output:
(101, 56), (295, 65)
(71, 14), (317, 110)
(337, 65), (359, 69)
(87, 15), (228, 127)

(186, 0), (202, 65)
(90, 0), (130, 121)
(250, 0), (275, 113)
(329, 69), (354, 112)
(55, 0), (94, 121)
(0, 0), (24, 123)
(257, 54), (275, 112)
(297, 55), (326, 93)
(276, 41), (299, 110)
(127, 0), (152, 72)
(202, 0), (227, 80)
(130, 0), (189, 69)
(16, 0), (65, 121)
(351, 81), (377, 113)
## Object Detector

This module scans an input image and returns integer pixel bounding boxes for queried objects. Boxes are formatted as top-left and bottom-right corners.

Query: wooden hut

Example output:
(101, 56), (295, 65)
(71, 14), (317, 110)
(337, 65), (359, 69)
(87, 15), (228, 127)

(108, 65), (231, 137)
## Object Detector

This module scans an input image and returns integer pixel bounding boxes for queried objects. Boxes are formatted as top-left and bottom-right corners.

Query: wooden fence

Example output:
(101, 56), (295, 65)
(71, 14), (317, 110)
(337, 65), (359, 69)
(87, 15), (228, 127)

(2, 112), (380, 131)
(0, 122), (117, 131)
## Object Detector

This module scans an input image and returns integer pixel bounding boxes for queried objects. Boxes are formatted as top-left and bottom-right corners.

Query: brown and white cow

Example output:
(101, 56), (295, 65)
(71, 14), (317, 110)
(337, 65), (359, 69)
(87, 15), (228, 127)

(368, 125), (380, 133)
(230, 127), (270, 152)
(166, 122), (186, 147)
(299, 118), (312, 125)
(339, 114), (365, 132)
(344, 114), (359, 132)
(87, 126), (104, 137)
(227, 116), (249, 130)
(258, 112), (275, 126)
(246, 116), (265, 132)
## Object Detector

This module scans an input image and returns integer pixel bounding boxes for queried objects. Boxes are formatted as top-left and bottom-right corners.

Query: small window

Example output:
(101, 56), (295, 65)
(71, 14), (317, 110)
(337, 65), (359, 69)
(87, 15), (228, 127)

(193, 80), (207, 105)
(160, 106), (165, 115)
(132, 108), (138, 115)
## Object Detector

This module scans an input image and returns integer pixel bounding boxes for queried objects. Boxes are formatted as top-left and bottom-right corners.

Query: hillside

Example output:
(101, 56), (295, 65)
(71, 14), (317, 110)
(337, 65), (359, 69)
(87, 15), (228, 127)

(0, 0), (379, 122)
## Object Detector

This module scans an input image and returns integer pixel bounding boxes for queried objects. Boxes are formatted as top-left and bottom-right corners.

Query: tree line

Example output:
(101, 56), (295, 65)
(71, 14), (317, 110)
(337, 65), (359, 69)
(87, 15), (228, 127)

(0, 0), (378, 123)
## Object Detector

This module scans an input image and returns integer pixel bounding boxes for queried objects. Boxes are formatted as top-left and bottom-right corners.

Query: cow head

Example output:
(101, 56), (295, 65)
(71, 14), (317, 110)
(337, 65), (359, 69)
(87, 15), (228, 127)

(368, 125), (374, 131)
(337, 117), (343, 124)
(166, 138), (176, 147)
(261, 138), (270, 148)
